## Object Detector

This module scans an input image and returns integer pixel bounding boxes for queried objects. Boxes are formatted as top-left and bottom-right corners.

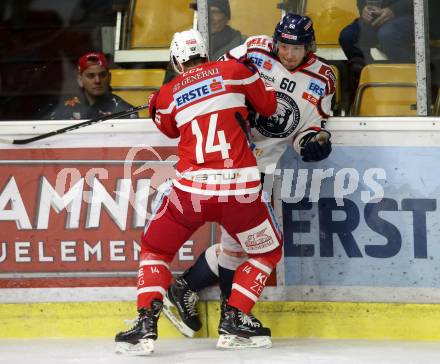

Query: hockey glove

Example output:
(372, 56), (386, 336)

(244, 102), (257, 128)
(300, 130), (332, 162)
(148, 91), (159, 119)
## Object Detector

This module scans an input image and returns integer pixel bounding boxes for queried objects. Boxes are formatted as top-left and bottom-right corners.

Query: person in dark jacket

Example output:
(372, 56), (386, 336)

(207, 0), (245, 61)
(339, 0), (414, 72)
(44, 52), (137, 120)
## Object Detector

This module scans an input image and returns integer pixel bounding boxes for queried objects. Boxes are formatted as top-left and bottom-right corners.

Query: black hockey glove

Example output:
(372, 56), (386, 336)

(300, 130), (332, 162)
(235, 112), (251, 144)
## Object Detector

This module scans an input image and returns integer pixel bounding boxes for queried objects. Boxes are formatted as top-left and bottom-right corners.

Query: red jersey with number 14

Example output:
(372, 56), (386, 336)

(153, 59), (276, 196)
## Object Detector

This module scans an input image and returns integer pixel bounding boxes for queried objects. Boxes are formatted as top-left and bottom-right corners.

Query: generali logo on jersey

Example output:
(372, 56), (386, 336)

(173, 67), (220, 93)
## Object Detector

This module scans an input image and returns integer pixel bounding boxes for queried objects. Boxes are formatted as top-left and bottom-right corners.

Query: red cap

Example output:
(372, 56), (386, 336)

(77, 52), (109, 73)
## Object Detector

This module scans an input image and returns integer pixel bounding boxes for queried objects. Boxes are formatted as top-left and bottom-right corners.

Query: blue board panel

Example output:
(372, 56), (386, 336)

(280, 146), (440, 287)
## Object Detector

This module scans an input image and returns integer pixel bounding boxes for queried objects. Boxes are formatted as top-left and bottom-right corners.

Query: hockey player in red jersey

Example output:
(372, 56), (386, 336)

(114, 28), (282, 355)
(163, 14), (336, 348)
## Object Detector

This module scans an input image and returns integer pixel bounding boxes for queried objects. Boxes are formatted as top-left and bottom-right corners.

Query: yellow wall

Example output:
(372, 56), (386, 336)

(3, 301), (440, 340)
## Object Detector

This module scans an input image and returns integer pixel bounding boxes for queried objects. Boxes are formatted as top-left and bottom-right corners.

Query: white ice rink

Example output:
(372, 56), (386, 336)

(1, 338), (440, 364)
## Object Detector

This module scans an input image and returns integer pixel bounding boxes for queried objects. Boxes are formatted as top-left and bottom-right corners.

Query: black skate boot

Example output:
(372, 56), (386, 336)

(217, 303), (272, 349)
(220, 296), (271, 337)
(115, 299), (163, 355)
(162, 277), (202, 337)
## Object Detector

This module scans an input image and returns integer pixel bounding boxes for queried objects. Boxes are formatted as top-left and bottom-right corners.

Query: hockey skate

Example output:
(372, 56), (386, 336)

(217, 302), (272, 349)
(115, 300), (163, 356)
(162, 277), (202, 337)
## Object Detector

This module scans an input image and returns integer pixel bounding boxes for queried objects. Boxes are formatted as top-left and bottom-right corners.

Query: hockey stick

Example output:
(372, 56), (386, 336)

(0, 103), (148, 145)
(235, 111), (252, 145)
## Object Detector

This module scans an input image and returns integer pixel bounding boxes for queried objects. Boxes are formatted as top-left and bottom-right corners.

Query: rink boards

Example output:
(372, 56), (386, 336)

(1, 117), (440, 339)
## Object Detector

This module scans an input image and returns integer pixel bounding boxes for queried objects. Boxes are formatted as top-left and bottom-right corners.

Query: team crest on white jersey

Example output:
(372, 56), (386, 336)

(255, 91), (300, 138)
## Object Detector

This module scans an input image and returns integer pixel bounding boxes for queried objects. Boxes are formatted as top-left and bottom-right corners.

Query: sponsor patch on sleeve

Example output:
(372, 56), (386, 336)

(318, 64), (337, 93)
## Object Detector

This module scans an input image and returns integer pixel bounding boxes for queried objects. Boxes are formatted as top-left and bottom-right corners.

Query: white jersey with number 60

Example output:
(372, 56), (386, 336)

(223, 35), (336, 173)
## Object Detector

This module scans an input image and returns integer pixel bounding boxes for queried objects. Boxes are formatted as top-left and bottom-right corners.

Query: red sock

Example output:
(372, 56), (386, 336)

(137, 257), (172, 310)
(227, 258), (272, 314)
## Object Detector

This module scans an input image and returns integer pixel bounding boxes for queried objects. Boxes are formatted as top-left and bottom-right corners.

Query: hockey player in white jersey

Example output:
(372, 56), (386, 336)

(230, 13), (335, 172)
(162, 13), (335, 349)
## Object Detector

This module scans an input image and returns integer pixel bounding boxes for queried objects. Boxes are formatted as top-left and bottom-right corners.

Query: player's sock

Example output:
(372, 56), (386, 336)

(137, 256), (172, 310)
(218, 265), (235, 298)
(182, 248), (219, 291)
(228, 258), (272, 314)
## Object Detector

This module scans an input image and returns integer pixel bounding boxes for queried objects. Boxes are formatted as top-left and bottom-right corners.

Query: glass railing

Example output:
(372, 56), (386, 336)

(0, 0), (438, 120)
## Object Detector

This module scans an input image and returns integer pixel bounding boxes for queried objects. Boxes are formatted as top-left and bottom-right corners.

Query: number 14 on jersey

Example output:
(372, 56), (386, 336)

(191, 113), (231, 164)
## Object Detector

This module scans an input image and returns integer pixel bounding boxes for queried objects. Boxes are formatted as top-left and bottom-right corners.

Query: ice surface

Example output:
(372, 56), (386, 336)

(1, 338), (440, 364)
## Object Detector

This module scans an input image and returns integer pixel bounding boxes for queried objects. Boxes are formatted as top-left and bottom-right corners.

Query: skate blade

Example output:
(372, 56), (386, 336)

(162, 295), (195, 338)
(216, 334), (272, 349)
(115, 338), (154, 356)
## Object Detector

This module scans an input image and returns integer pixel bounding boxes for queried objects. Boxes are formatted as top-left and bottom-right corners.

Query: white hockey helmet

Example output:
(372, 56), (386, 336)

(170, 29), (208, 74)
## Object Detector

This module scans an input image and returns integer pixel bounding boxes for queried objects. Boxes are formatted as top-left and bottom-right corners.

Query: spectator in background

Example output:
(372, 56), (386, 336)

(430, 0), (440, 40)
(207, 0), (245, 60)
(429, 0), (440, 104)
(44, 52), (137, 120)
(339, 0), (414, 75)
(163, 0), (245, 84)
(70, 0), (116, 26)
(0, 0), (66, 120)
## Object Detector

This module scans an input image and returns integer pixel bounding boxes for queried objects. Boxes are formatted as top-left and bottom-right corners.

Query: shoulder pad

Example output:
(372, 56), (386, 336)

(224, 43), (248, 60)
(245, 35), (273, 53)
(304, 56), (337, 96)
(316, 62), (337, 95)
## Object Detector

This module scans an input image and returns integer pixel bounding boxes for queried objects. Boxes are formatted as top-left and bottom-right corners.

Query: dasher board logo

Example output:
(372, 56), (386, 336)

(174, 76), (225, 109)
(255, 91), (300, 138)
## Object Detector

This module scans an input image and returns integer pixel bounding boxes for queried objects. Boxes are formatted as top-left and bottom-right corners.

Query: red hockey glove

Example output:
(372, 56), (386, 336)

(148, 91), (159, 119)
